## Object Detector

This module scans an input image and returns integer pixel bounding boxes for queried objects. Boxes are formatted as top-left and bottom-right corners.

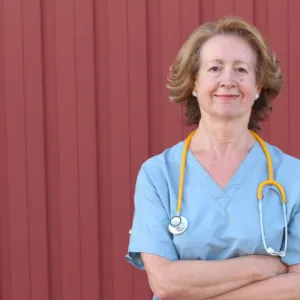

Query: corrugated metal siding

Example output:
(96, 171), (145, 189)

(1, 0), (300, 300)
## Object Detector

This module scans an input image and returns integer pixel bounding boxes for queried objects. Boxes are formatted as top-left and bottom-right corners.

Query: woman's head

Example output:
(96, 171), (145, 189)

(167, 16), (283, 131)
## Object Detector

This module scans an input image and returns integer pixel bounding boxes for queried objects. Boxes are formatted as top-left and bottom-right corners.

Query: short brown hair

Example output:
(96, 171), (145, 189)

(167, 16), (283, 131)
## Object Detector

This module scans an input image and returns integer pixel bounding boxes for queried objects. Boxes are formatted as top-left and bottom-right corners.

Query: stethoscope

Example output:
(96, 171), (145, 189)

(169, 129), (288, 257)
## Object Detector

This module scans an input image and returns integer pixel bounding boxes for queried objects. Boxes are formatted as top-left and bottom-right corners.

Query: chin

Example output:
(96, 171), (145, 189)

(212, 110), (240, 119)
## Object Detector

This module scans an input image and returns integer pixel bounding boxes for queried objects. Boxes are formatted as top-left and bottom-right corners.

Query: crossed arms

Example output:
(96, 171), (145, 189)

(141, 253), (300, 300)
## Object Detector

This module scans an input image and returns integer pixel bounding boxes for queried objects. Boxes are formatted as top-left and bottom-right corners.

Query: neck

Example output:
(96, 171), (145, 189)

(191, 114), (256, 157)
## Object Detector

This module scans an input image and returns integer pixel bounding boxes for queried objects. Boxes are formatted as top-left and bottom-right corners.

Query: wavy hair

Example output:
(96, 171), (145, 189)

(166, 16), (283, 131)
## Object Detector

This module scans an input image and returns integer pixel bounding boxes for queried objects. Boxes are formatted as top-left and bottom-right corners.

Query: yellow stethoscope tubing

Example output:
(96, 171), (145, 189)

(176, 130), (195, 214)
(176, 129), (287, 214)
(250, 131), (286, 203)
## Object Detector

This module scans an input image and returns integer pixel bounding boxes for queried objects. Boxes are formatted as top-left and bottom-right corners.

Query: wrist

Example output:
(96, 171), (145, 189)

(250, 256), (265, 280)
(243, 255), (267, 281)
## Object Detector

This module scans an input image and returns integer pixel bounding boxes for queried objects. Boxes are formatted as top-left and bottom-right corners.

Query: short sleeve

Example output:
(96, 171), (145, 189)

(125, 165), (179, 270)
(281, 204), (300, 265)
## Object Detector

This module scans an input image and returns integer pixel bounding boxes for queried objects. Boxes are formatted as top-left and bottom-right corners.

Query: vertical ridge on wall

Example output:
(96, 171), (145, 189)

(42, 0), (63, 298)
(0, 0), (11, 298)
(160, 0), (183, 149)
(107, 0), (132, 299)
(127, 0), (151, 298)
(74, 0), (100, 299)
(95, 0), (113, 298)
(200, 0), (214, 23)
(253, 0), (270, 141)
(180, 0), (199, 140)
(22, 0), (49, 299)
(55, 0), (82, 299)
(4, 0), (31, 299)
(268, 0), (289, 152)
(148, 0), (163, 156)
(234, 0), (253, 22)
(214, 0), (234, 19)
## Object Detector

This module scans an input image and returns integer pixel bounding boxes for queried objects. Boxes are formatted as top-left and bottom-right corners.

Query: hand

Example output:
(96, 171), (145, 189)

(254, 255), (288, 280)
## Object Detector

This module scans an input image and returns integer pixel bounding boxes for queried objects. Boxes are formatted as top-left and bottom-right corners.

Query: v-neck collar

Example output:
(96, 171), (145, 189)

(184, 141), (261, 209)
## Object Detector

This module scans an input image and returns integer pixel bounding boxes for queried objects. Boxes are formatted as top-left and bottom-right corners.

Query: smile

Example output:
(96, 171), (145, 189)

(215, 94), (239, 100)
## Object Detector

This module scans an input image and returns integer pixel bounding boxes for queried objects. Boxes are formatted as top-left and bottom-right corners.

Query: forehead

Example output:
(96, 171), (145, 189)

(200, 34), (256, 66)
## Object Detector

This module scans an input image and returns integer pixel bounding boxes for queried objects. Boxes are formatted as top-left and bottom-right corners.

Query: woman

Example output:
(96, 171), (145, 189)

(126, 16), (300, 299)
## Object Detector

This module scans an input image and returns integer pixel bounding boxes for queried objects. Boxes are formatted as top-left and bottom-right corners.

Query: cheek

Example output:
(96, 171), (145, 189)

(239, 76), (257, 97)
(196, 77), (219, 96)
(240, 85), (256, 104)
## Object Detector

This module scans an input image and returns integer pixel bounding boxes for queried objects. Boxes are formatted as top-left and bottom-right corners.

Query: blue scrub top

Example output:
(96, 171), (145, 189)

(126, 139), (300, 299)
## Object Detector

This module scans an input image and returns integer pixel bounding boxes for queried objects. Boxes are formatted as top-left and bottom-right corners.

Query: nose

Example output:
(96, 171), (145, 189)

(219, 69), (237, 88)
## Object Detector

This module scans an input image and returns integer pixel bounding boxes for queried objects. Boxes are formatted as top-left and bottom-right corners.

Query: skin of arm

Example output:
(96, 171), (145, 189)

(204, 264), (300, 300)
(141, 253), (287, 300)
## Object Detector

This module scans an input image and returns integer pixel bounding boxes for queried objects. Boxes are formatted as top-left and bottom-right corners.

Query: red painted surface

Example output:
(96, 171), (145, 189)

(0, 0), (300, 300)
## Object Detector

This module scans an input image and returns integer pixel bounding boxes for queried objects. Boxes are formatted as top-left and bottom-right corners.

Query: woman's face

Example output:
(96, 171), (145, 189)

(194, 34), (260, 122)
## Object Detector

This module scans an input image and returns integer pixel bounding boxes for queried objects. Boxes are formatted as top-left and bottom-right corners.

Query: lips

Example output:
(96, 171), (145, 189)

(215, 94), (239, 100)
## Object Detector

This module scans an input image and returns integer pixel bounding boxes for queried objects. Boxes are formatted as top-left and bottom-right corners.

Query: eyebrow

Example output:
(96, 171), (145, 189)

(208, 59), (250, 66)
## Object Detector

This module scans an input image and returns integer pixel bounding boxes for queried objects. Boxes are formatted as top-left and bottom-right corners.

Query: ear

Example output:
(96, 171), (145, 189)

(254, 87), (261, 99)
(256, 85), (262, 94)
(193, 84), (197, 93)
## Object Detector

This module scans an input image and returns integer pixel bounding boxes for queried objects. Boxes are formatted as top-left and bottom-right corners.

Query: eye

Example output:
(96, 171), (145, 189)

(236, 67), (247, 73)
(209, 66), (221, 72)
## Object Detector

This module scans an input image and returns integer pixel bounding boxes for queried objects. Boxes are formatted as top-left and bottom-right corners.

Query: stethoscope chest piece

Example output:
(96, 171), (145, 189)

(169, 216), (188, 235)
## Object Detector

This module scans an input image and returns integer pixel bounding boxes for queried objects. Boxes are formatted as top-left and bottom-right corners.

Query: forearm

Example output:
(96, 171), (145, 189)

(152, 256), (266, 300)
(205, 272), (300, 300)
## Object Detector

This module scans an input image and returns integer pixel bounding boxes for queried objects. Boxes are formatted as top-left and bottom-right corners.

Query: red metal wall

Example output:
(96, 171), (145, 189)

(1, 0), (300, 300)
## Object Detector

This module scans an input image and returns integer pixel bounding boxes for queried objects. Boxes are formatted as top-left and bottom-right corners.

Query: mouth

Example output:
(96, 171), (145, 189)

(214, 94), (239, 100)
